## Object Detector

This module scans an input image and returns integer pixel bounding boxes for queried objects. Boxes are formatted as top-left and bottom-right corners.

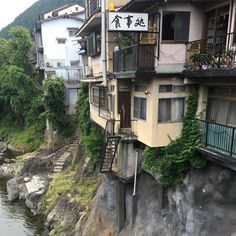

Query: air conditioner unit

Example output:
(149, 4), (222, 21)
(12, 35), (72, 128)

(46, 62), (52, 67)
(57, 62), (62, 67)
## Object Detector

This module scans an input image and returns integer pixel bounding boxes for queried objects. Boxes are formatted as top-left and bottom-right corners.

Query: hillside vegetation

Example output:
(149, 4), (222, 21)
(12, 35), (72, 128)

(0, 0), (84, 38)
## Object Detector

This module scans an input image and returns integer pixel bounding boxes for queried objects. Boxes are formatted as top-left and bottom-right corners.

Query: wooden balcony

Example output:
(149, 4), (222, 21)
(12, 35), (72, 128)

(113, 44), (155, 78)
(185, 33), (236, 76)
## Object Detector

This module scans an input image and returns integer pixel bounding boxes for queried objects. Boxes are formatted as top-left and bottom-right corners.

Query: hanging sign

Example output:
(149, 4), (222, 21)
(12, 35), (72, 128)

(108, 12), (148, 31)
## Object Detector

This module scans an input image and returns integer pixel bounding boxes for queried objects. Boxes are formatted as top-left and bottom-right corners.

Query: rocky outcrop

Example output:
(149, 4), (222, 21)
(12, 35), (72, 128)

(75, 174), (118, 236)
(76, 162), (236, 236)
(46, 198), (83, 235)
(7, 173), (49, 212)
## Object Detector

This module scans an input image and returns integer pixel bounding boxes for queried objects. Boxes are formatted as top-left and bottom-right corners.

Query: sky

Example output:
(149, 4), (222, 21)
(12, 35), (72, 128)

(0, 0), (38, 30)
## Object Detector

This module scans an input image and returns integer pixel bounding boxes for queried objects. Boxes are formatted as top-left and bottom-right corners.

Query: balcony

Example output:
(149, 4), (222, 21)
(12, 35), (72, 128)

(113, 44), (155, 78)
(86, 0), (100, 19)
(185, 33), (236, 77)
(198, 119), (236, 170)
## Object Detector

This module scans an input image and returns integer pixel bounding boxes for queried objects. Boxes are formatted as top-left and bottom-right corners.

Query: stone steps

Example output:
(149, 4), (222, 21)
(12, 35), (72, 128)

(53, 151), (72, 173)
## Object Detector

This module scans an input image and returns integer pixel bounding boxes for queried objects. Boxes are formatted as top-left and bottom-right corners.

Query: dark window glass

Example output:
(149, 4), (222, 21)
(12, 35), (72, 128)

(134, 97), (147, 120)
(87, 32), (101, 57)
(159, 85), (172, 92)
(162, 12), (190, 42)
(135, 84), (147, 92)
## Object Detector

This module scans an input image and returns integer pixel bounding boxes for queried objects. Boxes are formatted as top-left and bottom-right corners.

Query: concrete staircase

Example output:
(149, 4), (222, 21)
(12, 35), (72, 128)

(53, 152), (72, 173)
(53, 129), (81, 173)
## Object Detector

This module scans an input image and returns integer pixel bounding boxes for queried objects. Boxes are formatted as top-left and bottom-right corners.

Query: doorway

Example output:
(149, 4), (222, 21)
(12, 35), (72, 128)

(118, 91), (131, 128)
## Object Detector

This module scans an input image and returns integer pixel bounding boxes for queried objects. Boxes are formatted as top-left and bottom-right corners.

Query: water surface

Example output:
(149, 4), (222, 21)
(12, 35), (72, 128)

(0, 179), (47, 236)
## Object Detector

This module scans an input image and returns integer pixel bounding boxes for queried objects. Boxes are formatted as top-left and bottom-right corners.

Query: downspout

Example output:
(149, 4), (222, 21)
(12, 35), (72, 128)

(101, 0), (107, 87)
(133, 151), (139, 196)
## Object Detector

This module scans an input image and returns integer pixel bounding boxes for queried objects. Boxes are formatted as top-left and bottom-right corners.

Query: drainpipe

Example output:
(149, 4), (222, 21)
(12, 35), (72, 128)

(133, 151), (139, 196)
(101, 0), (107, 87)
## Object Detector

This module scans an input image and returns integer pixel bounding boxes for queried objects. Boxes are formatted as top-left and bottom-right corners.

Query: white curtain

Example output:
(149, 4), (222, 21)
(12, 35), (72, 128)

(171, 98), (184, 122)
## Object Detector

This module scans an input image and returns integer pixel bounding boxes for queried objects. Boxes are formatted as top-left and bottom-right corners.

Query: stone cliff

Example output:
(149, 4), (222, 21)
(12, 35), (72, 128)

(76, 162), (236, 236)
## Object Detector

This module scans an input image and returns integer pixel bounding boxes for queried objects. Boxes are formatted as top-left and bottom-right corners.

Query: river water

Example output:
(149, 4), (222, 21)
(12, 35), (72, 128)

(0, 179), (47, 236)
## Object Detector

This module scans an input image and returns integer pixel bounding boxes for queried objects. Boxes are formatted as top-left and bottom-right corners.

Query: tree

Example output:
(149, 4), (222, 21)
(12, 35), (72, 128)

(7, 26), (34, 75)
(0, 26), (43, 125)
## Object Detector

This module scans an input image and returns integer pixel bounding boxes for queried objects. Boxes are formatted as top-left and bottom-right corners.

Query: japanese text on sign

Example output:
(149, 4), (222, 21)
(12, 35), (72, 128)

(108, 12), (148, 31)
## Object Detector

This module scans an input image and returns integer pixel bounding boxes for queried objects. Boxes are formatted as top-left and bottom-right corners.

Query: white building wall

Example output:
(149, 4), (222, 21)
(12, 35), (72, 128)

(157, 3), (204, 73)
(41, 17), (84, 66)
(57, 5), (84, 16)
(41, 16), (84, 114)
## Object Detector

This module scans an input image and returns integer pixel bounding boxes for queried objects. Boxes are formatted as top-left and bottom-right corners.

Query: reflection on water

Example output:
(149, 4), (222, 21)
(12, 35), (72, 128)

(0, 179), (47, 236)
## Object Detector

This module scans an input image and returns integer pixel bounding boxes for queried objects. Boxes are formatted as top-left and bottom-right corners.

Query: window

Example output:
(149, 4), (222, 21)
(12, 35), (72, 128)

(134, 97), (147, 120)
(69, 29), (78, 37)
(90, 86), (108, 109)
(173, 85), (186, 93)
(159, 85), (185, 93)
(91, 87), (99, 105)
(99, 87), (108, 109)
(135, 84), (147, 92)
(158, 98), (185, 122)
(57, 38), (66, 44)
(162, 12), (190, 42)
(70, 60), (80, 67)
(207, 86), (236, 126)
(159, 85), (172, 92)
(87, 32), (101, 57)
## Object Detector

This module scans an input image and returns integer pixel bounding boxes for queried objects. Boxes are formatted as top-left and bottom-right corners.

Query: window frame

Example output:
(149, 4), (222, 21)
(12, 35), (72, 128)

(90, 86), (108, 110)
(56, 38), (66, 44)
(158, 97), (185, 123)
(159, 84), (186, 93)
(133, 96), (147, 121)
(161, 11), (190, 43)
(207, 86), (236, 127)
(87, 32), (101, 57)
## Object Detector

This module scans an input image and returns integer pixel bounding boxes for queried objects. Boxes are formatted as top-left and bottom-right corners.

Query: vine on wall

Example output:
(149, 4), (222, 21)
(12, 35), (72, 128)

(143, 86), (207, 188)
(43, 77), (71, 135)
(76, 83), (103, 166)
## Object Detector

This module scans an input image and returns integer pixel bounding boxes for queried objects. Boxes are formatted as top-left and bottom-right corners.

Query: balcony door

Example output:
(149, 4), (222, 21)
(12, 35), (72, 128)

(207, 87), (236, 127)
(118, 91), (131, 128)
(205, 5), (229, 38)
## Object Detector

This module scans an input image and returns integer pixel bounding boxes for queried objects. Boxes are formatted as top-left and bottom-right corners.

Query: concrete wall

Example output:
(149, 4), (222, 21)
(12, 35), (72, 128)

(131, 78), (186, 147)
(41, 18), (84, 66)
(157, 3), (205, 73)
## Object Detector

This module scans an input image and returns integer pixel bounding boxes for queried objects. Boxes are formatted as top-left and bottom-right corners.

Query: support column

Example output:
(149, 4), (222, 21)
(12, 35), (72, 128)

(116, 180), (125, 232)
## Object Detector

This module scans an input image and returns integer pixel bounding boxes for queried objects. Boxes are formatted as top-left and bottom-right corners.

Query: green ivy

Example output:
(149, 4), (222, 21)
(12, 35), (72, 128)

(43, 77), (71, 135)
(76, 83), (103, 166)
(143, 86), (207, 188)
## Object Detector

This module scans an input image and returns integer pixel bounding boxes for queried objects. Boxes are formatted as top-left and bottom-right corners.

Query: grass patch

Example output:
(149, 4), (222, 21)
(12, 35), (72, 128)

(41, 171), (99, 214)
(0, 121), (45, 152)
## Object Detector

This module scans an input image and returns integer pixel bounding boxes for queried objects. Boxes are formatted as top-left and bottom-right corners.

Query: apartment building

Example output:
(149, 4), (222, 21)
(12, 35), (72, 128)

(77, 0), (236, 179)
(35, 4), (85, 115)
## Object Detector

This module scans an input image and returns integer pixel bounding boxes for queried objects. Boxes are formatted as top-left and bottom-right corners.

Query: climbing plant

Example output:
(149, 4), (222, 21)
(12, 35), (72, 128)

(76, 83), (103, 166)
(43, 77), (70, 134)
(143, 86), (207, 188)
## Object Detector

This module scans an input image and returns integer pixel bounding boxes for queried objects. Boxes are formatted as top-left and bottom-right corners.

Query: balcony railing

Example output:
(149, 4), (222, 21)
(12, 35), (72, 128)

(113, 44), (155, 73)
(86, 0), (100, 18)
(198, 119), (236, 157)
(186, 33), (236, 70)
(103, 119), (137, 140)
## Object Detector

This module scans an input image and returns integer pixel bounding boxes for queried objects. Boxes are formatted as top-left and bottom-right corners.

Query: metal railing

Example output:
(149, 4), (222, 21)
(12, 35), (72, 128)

(102, 119), (138, 138)
(113, 44), (155, 73)
(198, 119), (236, 157)
(86, 0), (100, 18)
(186, 32), (236, 70)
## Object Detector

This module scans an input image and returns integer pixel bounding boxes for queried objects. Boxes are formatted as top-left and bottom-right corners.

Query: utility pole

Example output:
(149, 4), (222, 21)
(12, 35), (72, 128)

(101, 0), (107, 87)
